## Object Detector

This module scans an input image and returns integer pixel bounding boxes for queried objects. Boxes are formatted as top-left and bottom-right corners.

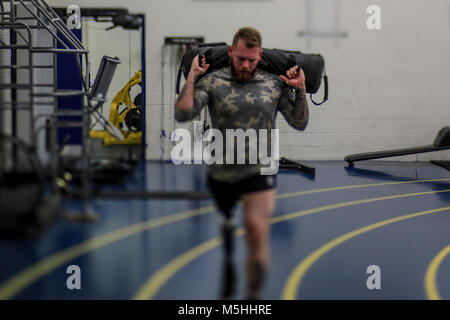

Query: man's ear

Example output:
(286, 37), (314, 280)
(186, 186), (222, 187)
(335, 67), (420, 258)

(228, 45), (233, 57)
(259, 49), (263, 61)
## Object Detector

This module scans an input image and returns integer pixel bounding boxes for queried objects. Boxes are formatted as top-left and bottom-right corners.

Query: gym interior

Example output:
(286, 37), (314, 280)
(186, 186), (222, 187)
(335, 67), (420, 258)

(0, 0), (450, 301)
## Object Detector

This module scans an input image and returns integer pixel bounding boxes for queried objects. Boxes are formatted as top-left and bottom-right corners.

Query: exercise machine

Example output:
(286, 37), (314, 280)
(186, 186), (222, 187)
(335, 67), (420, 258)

(345, 127), (450, 167)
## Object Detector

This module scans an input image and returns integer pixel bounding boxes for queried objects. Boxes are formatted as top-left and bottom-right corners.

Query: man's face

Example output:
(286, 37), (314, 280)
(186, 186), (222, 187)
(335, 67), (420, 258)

(228, 38), (262, 82)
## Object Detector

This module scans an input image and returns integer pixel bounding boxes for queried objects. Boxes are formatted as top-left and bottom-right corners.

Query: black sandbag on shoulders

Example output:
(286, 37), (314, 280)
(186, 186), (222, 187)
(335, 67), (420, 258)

(176, 43), (327, 99)
(260, 48), (325, 94)
(178, 43), (229, 83)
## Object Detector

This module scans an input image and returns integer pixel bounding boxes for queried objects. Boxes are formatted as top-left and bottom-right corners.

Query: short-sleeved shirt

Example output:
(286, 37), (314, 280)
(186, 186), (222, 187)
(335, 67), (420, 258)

(175, 67), (307, 183)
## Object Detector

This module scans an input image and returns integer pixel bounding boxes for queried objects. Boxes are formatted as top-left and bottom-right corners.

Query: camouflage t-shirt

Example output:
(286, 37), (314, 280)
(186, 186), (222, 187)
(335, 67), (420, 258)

(175, 67), (308, 183)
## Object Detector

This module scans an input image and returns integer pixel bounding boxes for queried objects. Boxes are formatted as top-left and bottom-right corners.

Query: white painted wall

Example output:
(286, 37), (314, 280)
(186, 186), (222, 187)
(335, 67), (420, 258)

(47, 0), (450, 161)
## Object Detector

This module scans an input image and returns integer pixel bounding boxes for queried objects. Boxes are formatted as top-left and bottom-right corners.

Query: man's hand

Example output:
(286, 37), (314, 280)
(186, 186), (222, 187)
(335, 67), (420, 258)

(176, 55), (210, 113)
(279, 66), (306, 89)
(190, 55), (210, 77)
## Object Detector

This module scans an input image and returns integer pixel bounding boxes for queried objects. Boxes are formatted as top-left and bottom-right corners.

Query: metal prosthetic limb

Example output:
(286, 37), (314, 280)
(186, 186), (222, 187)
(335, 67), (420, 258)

(221, 215), (236, 300)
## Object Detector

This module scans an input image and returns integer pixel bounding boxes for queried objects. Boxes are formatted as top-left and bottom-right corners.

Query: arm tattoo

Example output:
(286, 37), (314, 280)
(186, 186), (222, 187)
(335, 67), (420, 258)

(176, 83), (189, 103)
(292, 88), (307, 120)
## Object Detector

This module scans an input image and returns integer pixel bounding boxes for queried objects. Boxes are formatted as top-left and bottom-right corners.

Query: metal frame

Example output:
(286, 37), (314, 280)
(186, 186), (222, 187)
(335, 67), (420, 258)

(0, 0), (98, 220)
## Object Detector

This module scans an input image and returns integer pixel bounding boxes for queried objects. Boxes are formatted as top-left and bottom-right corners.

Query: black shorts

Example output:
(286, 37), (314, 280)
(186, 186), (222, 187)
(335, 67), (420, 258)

(207, 174), (277, 216)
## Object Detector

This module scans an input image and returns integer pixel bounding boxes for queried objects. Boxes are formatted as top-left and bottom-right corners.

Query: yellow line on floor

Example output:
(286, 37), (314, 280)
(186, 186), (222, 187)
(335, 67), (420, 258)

(276, 178), (450, 199)
(133, 229), (247, 300)
(133, 188), (450, 300)
(0, 205), (215, 300)
(424, 244), (450, 300)
(281, 206), (450, 300)
(1, 178), (448, 299)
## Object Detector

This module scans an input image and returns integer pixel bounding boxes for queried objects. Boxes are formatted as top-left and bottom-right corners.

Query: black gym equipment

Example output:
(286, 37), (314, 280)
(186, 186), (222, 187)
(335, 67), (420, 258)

(345, 127), (450, 167)
(431, 160), (450, 171)
(128, 90), (144, 133)
(86, 55), (124, 140)
(279, 157), (315, 175)
(125, 107), (143, 132)
(0, 133), (61, 237)
(125, 83), (144, 134)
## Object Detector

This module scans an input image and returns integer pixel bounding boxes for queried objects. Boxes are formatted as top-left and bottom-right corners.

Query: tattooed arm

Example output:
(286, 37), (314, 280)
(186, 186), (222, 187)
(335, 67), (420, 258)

(175, 55), (210, 121)
(278, 66), (309, 130)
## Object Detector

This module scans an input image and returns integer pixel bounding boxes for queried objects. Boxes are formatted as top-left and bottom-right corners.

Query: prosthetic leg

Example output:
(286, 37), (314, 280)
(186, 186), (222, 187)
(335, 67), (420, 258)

(221, 211), (236, 300)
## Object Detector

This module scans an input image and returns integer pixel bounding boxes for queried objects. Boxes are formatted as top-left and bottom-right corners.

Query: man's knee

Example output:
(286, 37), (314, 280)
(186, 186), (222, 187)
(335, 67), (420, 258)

(243, 189), (276, 216)
(245, 218), (271, 250)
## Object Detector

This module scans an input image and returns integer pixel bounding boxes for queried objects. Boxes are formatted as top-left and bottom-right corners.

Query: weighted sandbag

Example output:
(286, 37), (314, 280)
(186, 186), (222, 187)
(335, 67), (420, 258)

(176, 43), (328, 105)
(260, 48), (325, 95)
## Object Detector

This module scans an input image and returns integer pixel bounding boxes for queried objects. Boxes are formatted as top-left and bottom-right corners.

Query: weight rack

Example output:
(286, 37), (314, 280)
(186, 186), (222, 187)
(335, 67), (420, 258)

(0, 0), (97, 220)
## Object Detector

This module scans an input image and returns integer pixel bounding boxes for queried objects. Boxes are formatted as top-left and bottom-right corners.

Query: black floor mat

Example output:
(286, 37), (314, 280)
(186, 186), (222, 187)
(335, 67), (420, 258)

(431, 160), (450, 171)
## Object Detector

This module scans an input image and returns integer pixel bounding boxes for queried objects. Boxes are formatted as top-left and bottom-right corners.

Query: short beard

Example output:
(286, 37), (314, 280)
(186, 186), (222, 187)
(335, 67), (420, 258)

(229, 58), (256, 83)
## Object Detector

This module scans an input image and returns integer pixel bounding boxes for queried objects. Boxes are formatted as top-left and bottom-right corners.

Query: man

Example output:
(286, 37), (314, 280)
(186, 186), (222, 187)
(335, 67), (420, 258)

(175, 27), (309, 299)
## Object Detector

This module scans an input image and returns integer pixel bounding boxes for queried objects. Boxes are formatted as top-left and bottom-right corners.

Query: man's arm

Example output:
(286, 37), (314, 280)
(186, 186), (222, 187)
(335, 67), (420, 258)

(175, 55), (210, 121)
(278, 66), (309, 130)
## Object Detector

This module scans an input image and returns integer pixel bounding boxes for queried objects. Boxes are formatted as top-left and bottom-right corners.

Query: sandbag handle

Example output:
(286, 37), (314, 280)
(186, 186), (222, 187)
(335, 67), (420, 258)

(176, 48), (210, 94)
(176, 67), (182, 94)
(310, 70), (328, 106)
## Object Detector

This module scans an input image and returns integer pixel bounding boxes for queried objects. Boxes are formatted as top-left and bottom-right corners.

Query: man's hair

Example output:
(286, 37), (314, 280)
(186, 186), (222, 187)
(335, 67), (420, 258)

(232, 27), (262, 48)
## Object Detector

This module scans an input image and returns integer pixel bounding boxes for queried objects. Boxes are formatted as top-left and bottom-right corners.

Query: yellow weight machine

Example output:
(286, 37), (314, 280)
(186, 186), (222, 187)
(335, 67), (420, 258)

(90, 70), (142, 145)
